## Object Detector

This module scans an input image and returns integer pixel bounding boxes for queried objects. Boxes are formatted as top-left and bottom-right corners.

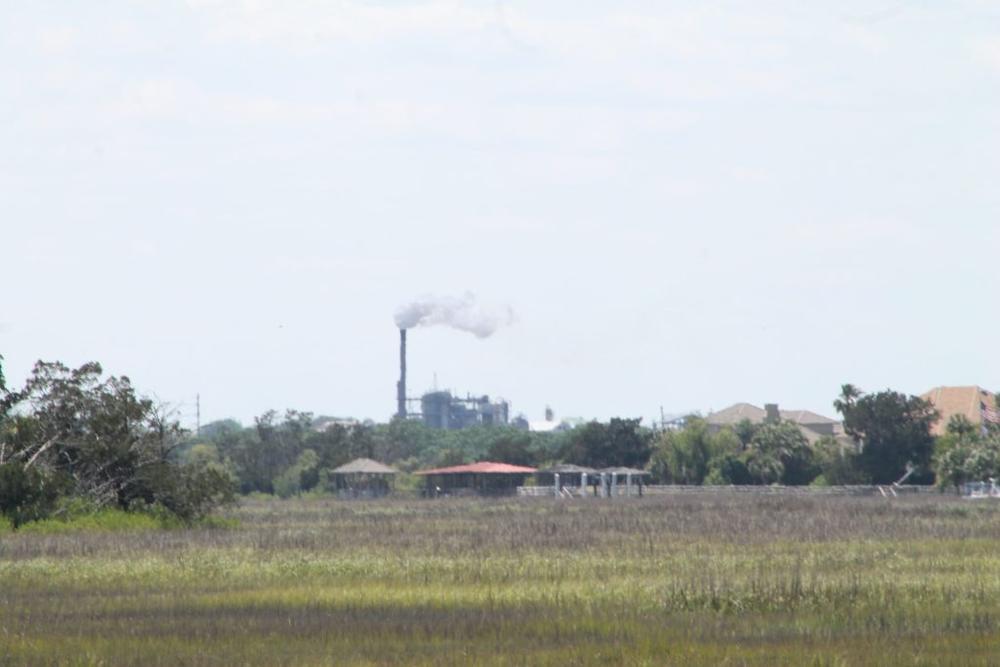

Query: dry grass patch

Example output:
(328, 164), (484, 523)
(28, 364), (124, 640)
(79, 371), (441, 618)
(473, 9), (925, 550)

(3, 495), (1000, 665)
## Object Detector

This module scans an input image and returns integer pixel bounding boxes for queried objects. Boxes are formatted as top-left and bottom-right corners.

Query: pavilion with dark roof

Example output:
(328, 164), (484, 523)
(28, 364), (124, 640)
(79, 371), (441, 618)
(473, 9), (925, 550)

(329, 458), (399, 498)
(536, 463), (597, 490)
(415, 461), (537, 497)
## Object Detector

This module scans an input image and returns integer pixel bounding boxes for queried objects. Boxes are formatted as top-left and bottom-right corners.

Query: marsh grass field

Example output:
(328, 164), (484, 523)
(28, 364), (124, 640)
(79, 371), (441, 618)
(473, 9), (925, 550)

(3, 494), (1000, 665)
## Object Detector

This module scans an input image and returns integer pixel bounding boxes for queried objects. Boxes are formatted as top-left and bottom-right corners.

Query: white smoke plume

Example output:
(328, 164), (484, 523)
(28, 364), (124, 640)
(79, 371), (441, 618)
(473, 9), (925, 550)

(394, 293), (515, 338)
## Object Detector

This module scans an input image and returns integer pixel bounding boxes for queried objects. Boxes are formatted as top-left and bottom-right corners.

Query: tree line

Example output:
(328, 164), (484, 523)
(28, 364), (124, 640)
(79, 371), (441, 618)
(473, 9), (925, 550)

(649, 385), (986, 488)
(189, 414), (653, 497)
(189, 383), (999, 495)
(3, 356), (995, 528)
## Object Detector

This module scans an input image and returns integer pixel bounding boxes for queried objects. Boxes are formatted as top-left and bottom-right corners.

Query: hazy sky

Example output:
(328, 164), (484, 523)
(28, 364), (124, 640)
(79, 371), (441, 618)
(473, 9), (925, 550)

(4, 1), (1000, 428)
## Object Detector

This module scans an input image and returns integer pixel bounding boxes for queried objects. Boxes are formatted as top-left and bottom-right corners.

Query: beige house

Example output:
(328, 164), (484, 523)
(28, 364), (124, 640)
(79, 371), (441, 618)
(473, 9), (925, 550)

(921, 386), (999, 437)
(705, 402), (848, 446)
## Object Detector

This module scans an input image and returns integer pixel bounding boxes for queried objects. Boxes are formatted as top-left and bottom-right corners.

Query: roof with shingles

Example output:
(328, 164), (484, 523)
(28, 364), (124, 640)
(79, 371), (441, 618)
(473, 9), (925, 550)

(538, 463), (597, 474)
(705, 403), (767, 425)
(329, 458), (398, 475)
(921, 386), (997, 436)
(707, 403), (839, 427)
(780, 409), (839, 426)
(415, 461), (538, 475)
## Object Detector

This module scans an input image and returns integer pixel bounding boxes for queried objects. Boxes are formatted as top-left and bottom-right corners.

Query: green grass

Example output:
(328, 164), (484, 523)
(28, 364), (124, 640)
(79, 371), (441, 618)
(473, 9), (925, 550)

(2, 495), (1000, 664)
(5, 507), (239, 535)
(14, 508), (169, 534)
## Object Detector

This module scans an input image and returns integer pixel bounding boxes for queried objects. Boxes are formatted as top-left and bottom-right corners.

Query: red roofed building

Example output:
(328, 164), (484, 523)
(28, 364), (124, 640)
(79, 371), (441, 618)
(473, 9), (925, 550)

(415, 461), (537, 497)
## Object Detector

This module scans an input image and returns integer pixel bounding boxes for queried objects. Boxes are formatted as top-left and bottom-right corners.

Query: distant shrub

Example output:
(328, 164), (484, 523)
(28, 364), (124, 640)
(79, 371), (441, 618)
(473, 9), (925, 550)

(272, 467), (302, 499)
(0, 463), (69, 529)
(705, 453), (753, 485)
(149, 464), (237, 522)
(272, 450), (320, 498)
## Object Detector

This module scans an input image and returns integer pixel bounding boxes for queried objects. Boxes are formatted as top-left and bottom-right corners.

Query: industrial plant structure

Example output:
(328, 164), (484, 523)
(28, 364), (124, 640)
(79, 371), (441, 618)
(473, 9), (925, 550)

(396, 329), (408, 419)
(394, 327), (511, 429)
(419, 391), (510, 429)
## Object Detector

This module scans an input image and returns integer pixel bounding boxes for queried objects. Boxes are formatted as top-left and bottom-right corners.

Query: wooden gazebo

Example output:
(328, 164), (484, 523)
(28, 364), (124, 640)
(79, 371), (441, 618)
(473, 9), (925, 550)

(329, 458), (398, 498)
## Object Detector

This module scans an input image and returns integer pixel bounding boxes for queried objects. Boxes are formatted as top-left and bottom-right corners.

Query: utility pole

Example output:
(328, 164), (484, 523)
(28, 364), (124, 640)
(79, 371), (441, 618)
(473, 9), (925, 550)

(196, 393), (201, 437)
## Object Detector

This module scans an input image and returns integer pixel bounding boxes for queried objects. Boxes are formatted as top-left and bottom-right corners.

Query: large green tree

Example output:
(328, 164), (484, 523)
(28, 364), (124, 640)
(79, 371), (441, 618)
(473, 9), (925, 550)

(745, 421), (818, 485)
(0, 360), (234, 523)
(648, 417), (728, 484)
(559, 418), (652, 469)
(933, 415), (1000, 491)
(834, 384), (937, 484)
(485, 432), (538, 467)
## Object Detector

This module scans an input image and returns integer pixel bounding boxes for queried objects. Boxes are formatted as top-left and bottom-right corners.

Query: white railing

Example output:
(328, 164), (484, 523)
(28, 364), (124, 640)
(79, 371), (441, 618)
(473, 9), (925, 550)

(517, 484), (938, 498)
(517, 485), (646, 498)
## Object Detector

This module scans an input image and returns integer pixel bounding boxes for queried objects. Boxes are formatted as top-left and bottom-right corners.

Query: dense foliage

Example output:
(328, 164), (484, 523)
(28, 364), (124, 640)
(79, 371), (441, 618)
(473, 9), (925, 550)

(648, 385), (941, 487)
(933, 414), (1000, 491)
(648, 416), (824, 486)
(834, 384), (938, 484)
(0, 359), (234, 528)
(1, 351), (971, 517)
(555, 417), (651, 469)
(190, 413), (654, 496)
(187, 384), (958, 494)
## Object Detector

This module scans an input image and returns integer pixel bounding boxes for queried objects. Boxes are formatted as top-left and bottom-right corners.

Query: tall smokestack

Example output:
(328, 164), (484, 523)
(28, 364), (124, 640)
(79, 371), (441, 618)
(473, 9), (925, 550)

(396, 328), (407, 418)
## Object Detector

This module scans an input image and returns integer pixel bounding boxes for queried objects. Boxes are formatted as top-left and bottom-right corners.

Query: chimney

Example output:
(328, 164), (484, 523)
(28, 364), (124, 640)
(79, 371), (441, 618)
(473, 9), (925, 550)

(764, 403), (780, 423)
(396, 328), (407, 419)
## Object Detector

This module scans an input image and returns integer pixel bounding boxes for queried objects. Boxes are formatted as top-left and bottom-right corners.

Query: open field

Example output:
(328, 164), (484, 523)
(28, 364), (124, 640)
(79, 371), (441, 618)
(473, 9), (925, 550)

(3, 495), (1000, 665)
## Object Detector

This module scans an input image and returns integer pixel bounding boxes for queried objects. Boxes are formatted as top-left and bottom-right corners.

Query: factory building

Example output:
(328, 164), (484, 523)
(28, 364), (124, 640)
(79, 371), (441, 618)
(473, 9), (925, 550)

(420, 391), (510, 430)
(394, 327), (511, 429)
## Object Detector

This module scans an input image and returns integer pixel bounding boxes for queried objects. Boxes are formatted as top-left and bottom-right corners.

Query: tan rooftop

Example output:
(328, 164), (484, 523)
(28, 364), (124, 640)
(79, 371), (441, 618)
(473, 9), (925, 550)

(706, 403), (838, 427)
(780, 409), (839, 426)
(330, 458), (398, 475)
(921, 386), (998, 437)
(705, 403), (767, 425)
